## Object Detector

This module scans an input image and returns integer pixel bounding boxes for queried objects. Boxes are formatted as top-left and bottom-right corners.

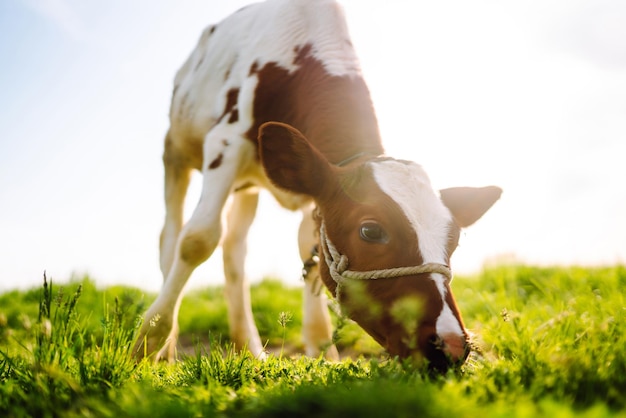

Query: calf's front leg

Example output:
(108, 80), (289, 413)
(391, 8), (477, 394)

(133, 130), (253, 362)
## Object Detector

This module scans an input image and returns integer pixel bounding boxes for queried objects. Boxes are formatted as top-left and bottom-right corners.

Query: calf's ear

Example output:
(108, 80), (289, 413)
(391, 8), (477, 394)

(258, 122), (336, 198)
(440, 186), (502, 227)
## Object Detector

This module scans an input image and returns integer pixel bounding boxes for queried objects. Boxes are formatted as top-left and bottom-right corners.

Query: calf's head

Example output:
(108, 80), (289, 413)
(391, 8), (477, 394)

(259, 122), (501, 372)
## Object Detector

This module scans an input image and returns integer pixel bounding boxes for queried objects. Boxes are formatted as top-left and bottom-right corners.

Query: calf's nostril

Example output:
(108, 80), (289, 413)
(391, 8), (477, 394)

(428, 334), (445, 350)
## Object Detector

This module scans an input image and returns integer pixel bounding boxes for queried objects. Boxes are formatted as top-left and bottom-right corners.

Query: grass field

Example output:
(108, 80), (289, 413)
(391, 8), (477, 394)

(1, 265), (625, 417)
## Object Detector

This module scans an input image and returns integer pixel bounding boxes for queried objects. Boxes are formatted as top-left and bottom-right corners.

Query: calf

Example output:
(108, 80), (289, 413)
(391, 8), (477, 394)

(133, 0), (501, 372)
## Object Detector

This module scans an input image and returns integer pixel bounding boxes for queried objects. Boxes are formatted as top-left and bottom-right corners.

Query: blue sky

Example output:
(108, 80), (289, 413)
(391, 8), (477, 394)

(1, 0), (625, 292)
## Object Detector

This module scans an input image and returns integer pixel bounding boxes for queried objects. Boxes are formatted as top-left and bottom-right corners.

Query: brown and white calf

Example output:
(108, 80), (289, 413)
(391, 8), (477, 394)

(134, 0), (501, 372)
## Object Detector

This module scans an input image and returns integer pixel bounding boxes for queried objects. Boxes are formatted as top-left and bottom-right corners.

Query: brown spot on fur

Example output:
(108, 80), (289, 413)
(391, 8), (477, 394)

(228, 109), (239, 123)
(217, 88), (239, 123)
(247, 44), (383, 164)
(293, 44), (312, 66)
(208, 153), (224, 170)
(249, 61), (259, 76)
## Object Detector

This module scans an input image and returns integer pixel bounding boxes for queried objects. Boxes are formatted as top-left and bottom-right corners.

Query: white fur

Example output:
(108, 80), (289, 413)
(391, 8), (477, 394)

(371, 161), (451, 265)
(137, 0), (357, 361)
(371, 161), (464, 339)
(170, 0), (359, 142)
(435, 295), (465, 337)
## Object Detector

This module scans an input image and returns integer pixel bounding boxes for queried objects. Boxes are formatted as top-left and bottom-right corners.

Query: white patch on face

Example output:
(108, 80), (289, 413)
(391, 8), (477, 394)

(434, 276), (465, 337)
(372, 161), (464, 337)
(371, 161), (451, 265)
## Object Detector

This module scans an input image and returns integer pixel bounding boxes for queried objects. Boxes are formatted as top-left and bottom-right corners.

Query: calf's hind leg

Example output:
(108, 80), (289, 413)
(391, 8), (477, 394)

(299, 205), (339, 360)
(159, 131), (193, 280)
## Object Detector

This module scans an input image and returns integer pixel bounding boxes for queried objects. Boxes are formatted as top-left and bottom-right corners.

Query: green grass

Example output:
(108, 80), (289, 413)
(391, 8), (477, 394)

(1, 266), (625, 417)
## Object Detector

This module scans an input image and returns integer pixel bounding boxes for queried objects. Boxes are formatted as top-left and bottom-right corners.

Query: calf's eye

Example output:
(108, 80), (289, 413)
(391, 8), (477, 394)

(359, 221), (389, 243)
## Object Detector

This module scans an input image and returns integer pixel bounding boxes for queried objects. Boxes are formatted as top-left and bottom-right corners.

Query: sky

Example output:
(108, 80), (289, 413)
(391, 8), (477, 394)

(1, 0), (625, 293)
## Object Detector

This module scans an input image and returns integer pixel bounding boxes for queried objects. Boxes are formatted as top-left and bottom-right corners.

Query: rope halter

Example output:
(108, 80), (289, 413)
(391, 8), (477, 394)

(319, 221), (452, 300)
